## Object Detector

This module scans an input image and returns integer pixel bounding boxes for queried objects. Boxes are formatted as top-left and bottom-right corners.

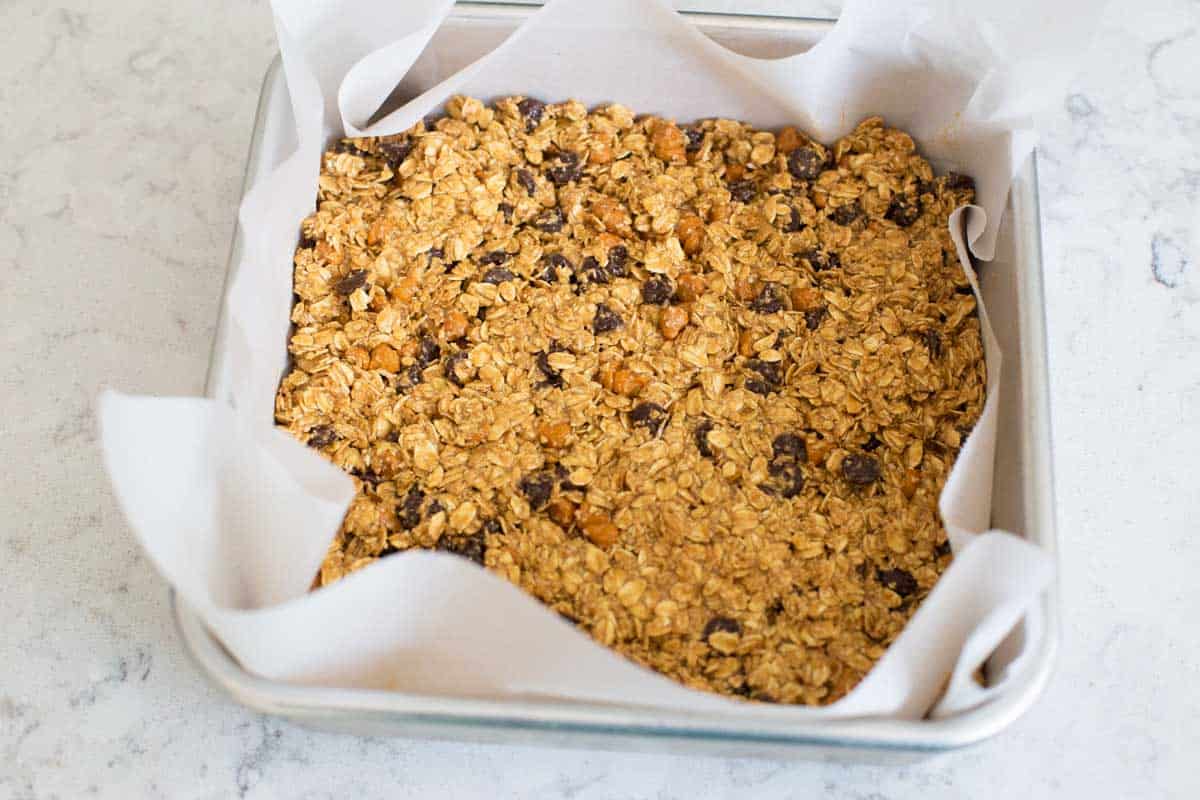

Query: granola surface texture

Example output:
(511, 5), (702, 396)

(275, 96), (984, 706)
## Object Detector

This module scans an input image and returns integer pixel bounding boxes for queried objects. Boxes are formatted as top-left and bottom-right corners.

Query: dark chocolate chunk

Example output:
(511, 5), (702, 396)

(641, 275), (674, 305)
(591, 303), (624, 334)
(629, 402), (669, 436)
(798, 249), (840, 272)
(378, 138), (412, 168)
(878, 567), (918, 597)
(352, 467), (383, 486)
(482, 518), (503, 535)
(538, 253), (571, 283)
(444, 351), (470, 387)
(581, 256), (608, 284)
(517, 97), (545, 132)
(804, 308), (825, 331)
(783, 206), (806, 233)
(481, 266), (517, 284)
(702, 616), (741, 640)
(745, 379), (773, 396)
(397, 484), (425, 530)
(886, 197), (921, 227)
(547, 163), (581, 186)
(478, 250), (511, 266)
(306, 424), (337, 449)
(935, 539), (952, 558)
(684, 127), (705, 153)
(762, 459), (805, 498)
(436, 531), (486, 565)
(863, 434), (883, 452)
(532, 207), (565, 233)
(747, 358), (782, 387)
(842, 453), (881, 486)
(945, 172), (976, 192)
(829, 200), (862, 226)
(606, 245), (629, 278)
(426, 499), (446, 519)
(749, 282), (786, 314)
(334, 270), (368, 295)
(536, 350), (564, 389)
(728, 179), (757, 204)
(498, 202), (514, 223)
(695, 419), (715, 459)
(415, 336), (441, 368)
(516, 168), (537, 196)
(787, 147), (824, 181)
(519, 471), (555, 510)
(772, 433), (807, 461)
(923, 329), (942, 359)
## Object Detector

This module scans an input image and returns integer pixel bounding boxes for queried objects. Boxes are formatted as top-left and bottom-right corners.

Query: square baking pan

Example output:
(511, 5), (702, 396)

(181, 2), (1058, 761)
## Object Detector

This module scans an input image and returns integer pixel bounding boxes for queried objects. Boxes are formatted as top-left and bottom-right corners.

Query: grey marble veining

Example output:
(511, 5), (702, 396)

(1, 0), (1197, 797)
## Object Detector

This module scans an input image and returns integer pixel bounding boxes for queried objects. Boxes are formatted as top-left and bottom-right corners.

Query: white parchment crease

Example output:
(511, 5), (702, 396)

(99, 0), (1097, 719)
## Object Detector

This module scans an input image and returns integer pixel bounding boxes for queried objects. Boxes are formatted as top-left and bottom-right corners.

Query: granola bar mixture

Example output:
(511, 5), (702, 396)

(275, 96), (984, 705)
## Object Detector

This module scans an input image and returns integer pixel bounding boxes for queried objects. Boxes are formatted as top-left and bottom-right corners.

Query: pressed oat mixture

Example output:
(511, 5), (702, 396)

(275, 96), (985, 705)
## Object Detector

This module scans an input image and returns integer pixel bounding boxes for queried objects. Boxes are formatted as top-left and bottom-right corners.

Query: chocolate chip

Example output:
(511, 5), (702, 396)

(923, 329), (942, 359)
(517, 97), (545, 132)
(482, 518), (503, 535)
(306, 424), (337, 449)
(426, 499), (446, 519)
(378, 138), (412, 168)
(436, 531), (486, 565)
(863, 434), (883, 452)
(538, 253), (571, 283)
(547, 163), (581, 186)
(333, 139), (363, 155)
(581, 256), (608, 284)
(749, 282), (786, 314)
(762, 459), (805, 498)
(553, 462), (586, 492)
(772, 433), (806, 461)
(479, 250), (510, 266)
(945, 172), (975, 192)
(532, 207), (564, 233)
(444, 351), (470, 387)
(747, 359), (782, 386)
(606, 245), (629, 278)
(519, 471), (555, 510)
(886, 197), (921, 227)
(629, 402), (669, 436)
(695, 419), (715, 459)
(334, 270), (368, 295)
(498, 203), (514, 223)
(878, 567), (918, 597)
(397, 484), (425, 530)
(641, 275), (674, 305)
(829, 201), (861, 226)
(481, 266), (517, 284)
(684, 127), (705, 153)
(299, 232), (316, 249)
(702, 616), (741, 640)
(787, 147), (824, 181)
(766, 598), (784, 623)
(804, 308), (825, 331)
(745, 379), (772, 396)
(352, 467), (383, 486)
(516, 168), (537, 196)
(535, 350), (564, 389)
(728, 179), (757, 204)
(798, 249), (840, 272)
(842, 453), (881, 486)
(395, 363), (424, 393)
(415, 336), (441, 368)
(783, 206), (806, 233)
(592, 303), (624, 334)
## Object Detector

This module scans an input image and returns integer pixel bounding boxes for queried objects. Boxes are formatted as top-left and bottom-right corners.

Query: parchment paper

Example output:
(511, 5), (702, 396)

(99, 0), (1097, 719)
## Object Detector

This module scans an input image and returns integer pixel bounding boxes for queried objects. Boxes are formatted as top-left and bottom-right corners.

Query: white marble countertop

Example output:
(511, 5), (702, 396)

(3, 0), (1198, 797)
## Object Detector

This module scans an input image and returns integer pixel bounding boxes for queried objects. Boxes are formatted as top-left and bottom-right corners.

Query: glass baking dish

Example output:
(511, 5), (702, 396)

(183, 2), (1058, 760)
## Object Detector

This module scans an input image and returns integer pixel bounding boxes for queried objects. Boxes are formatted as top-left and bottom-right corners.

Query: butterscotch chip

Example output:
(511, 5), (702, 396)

(277, 98), (984, 706)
